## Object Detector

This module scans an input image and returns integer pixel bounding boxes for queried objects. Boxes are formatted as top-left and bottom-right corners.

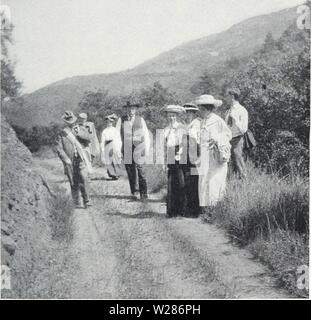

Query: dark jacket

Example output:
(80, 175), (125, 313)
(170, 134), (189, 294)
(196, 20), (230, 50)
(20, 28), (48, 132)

(55, 126), (91, 166)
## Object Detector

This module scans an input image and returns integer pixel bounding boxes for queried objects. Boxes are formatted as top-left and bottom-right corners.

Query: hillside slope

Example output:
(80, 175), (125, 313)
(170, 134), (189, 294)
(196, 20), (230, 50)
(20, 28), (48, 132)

(3, 6), (298, 128)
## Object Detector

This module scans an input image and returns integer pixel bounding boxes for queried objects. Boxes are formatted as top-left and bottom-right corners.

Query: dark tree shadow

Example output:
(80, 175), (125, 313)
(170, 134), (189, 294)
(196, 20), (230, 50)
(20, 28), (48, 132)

(91, 194), (165, 203)
(54, 179), (68, 184)
(104, 211), (166, 220)
(91, 194), (136, 201)
(91, 177), (118, 181)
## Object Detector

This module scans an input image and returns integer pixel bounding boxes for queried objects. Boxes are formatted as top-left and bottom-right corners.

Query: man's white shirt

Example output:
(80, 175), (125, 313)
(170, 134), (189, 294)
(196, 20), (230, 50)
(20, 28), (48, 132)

(225, 102), (248, 138)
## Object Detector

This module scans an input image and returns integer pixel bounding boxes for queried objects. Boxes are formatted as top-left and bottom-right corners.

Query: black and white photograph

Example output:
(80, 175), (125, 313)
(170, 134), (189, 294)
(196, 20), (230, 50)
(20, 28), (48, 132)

(0, 0), (310, 302)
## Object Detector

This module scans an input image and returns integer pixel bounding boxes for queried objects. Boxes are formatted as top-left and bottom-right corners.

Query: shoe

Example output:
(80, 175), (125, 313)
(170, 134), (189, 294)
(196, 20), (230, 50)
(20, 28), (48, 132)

(131, 192), (139, 200)
(140, 194), (149, 202)
(83, 201), (92, 208)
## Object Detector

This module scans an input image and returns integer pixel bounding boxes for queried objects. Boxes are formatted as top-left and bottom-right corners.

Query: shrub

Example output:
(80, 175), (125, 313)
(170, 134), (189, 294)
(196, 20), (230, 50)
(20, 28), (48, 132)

(12, 123), (61, 153)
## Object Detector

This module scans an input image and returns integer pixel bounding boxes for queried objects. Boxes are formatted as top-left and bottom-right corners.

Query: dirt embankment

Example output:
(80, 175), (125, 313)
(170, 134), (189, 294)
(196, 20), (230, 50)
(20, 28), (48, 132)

(1, 117), (70, 298)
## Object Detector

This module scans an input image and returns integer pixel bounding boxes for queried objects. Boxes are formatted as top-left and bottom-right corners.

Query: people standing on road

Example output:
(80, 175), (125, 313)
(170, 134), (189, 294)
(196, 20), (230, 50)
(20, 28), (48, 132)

(225, 89), (248, 179)
(163, 105), (187, 218)
(182, 103), (201, 217)
(101, 114), (122, 180)
(196, 95), (232, 220)
(55, 111), (93, 209)
(78, 113), (100, 163)
(116, 101), (150, 201)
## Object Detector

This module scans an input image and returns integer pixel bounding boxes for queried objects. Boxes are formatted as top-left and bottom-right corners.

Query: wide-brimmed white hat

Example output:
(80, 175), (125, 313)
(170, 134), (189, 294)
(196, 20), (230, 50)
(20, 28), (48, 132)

(183, 103), (199, 112)
(162, 105), (186, 114)
(195, 95), (223, 108)
(62, 110), (77, 124)
(105, 113), (118, 121)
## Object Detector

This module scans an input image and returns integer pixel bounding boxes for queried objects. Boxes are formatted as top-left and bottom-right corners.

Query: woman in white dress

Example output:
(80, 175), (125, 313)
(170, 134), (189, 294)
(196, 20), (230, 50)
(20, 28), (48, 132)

(101, 114), (122, 180)
(195, 95), (232, 217)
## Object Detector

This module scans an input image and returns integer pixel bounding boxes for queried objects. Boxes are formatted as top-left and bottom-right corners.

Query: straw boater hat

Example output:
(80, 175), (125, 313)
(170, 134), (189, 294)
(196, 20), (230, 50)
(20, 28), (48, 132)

(78, 112), (88, 120)
(183, 102), (199, 112)
(195, 95), (223, 108)
(62, 110), (77, 124)
(162, 105), (186, 114)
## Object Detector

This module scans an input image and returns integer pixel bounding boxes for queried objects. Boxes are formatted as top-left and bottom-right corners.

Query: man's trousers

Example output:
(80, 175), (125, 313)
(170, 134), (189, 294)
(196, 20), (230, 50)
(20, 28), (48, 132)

(230, 135), (246, 179)
(124, 163), (147, 198)
(65, 158), (90, 205)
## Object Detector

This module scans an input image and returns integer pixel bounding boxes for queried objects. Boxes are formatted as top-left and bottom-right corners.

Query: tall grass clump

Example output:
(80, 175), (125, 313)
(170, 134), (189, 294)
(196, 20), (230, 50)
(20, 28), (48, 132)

(48, 186), (74, 242)
(212, 162), (309, 297)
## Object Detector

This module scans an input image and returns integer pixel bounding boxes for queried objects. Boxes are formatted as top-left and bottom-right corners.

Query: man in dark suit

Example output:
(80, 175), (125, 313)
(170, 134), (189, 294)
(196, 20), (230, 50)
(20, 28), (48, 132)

(116, 102), (150, 200)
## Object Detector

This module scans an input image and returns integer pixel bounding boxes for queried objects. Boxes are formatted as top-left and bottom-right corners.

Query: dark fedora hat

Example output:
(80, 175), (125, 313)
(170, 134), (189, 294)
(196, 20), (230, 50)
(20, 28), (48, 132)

(62, 110), (77, 124)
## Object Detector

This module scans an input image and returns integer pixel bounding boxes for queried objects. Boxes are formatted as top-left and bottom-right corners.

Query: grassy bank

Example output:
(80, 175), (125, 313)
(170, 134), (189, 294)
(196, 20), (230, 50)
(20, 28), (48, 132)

(205, 164), (309, 297)
(147, 161), (309, 297)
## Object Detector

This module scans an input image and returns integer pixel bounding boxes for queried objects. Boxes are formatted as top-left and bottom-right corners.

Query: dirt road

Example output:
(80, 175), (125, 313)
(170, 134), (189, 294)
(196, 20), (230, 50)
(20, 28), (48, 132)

(36, 158), (289, 299)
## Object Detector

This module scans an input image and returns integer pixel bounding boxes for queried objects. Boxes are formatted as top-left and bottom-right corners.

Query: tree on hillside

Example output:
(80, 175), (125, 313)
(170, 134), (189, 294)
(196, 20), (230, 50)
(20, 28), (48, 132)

(225, 26), (310, 175)
(261, 32), (276, 53)
(78, 89), (122, 133)
(192, 24), (310, 175)
(190, 72), (218, 96)
(138, 82), (180, 131)
(77, 82), (179, 136)
(1, 11), (21, 102)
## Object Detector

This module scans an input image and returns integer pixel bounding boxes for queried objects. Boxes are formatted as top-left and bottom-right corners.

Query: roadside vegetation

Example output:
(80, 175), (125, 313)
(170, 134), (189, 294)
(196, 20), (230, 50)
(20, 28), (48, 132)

(48, 185), (75, 243)
(206, 163), (309, 297)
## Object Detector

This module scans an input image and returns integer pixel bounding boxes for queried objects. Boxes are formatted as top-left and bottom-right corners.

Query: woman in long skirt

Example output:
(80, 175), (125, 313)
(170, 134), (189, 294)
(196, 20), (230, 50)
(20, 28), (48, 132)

(182, 103), (201, 217)
(163, 105), (187, 218)
(101, 114), (122, 180)
(195, 95), (232, 219)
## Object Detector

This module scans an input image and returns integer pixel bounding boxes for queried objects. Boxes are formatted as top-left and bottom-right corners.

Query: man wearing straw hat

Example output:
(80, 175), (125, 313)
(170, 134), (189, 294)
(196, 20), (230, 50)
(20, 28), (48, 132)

(55, 110), (93, 208)
(116, 101), (150, 200)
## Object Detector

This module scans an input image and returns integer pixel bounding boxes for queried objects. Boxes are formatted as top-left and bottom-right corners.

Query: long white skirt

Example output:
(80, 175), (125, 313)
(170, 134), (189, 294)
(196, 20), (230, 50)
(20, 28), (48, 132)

(198, 151), (228, 207)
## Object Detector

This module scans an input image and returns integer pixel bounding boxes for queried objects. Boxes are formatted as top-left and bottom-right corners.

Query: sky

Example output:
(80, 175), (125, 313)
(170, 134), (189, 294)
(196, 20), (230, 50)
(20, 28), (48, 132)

(2, 0), (303, 93)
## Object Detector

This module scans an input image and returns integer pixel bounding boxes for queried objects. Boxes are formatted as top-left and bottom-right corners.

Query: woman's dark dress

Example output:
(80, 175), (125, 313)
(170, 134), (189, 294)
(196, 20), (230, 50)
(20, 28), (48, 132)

(165, 124), (187, 218)
(182, 133), (200, 217)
